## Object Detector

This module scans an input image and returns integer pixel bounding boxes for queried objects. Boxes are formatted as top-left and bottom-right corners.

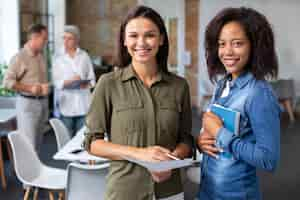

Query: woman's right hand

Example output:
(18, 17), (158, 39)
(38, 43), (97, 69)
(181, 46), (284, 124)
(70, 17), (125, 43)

(197, 130), (221, 158)
(136, 146), (174, 183)
(136, 146), (171, 162)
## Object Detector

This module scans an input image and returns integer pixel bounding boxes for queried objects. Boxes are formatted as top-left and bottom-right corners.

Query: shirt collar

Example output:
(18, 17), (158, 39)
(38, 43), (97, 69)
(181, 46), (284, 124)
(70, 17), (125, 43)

(231, 71), (254, 89)
(121, 64), (171, 83)
(63, 47), (81, 56)
(121, 65), (138, 81)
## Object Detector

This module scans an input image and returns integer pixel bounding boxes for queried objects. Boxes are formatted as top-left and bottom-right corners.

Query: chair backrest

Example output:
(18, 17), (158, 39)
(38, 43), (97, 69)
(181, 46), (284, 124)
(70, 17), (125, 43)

(49, 118), (71, 150)
(66, 162), (110, 200)
(8, 131), (42, 184)
(186, 149), (202, 184)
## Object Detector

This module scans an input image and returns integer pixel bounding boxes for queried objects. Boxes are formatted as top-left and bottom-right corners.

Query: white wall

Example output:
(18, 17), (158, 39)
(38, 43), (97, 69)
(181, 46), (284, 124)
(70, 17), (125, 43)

(0, 5), (3, 63)
(48, 0), (66, 53)
(198, 0), (300, 98)
(138, 0), (186, 76)
(0, 0), (65, 64)
(0, 0), (20, 64)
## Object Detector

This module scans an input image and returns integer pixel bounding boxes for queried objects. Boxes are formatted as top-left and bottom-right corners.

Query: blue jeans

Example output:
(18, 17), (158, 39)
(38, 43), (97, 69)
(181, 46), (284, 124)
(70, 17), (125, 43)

(60, 115), (85, 137)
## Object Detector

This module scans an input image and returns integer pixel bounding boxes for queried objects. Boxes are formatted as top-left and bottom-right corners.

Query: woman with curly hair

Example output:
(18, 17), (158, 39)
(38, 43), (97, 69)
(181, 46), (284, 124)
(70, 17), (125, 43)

(197, 7), (281, 200)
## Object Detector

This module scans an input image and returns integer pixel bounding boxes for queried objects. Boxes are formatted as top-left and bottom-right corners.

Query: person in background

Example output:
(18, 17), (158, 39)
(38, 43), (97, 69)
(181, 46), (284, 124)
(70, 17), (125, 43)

(52, 25), (96, 137)
(84, 5), (194, 200)
(197, 7), (281, 200)
(3, 23), (49, 151)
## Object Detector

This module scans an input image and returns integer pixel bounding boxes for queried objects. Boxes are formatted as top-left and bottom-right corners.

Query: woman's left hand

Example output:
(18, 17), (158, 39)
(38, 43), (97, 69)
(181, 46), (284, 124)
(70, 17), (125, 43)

(150, 170), (172, 183)
(202, 111), (223, 138)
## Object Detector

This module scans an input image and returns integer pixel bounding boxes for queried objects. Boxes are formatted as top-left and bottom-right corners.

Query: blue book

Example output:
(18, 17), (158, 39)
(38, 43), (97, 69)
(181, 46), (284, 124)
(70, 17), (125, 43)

(210, 104), (240, 158)
(210, 104), (240, 136)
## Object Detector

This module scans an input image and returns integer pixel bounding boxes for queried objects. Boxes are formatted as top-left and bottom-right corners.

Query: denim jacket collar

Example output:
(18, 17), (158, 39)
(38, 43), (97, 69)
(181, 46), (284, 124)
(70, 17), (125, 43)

(231, 71), (254, 89)
(214, 72), (254, 102)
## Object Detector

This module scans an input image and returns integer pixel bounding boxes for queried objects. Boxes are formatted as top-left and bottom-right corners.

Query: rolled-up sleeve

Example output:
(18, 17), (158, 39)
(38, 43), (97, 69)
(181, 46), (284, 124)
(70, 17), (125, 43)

(3, 55), (25, 90)
(216, 127), (236, 151)
(229, 87), (280, 171)
(83, 74), (112, 151)
(85, 54), (96, 87)
(177, 81), (194, 151)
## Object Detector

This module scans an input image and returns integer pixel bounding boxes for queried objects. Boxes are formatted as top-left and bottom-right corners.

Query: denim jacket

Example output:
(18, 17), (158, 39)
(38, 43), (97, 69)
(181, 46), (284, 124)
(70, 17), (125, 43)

(199, 72), (281, 200)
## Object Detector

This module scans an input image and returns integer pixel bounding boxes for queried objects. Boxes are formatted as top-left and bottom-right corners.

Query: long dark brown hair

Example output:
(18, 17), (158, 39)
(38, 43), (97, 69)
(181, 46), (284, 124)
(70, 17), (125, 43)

(115, 5), (169, 73)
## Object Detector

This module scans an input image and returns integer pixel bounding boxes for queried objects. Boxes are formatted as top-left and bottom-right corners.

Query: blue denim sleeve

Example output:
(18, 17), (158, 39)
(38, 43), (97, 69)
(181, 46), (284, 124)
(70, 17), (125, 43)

(230, 86), (280, 171)
(215, 127), (236, 152)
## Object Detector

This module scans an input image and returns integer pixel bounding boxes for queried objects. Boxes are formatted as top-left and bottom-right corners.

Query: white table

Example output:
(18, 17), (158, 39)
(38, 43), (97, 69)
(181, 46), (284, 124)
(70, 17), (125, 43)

(0, 109), (16, 190)
(0, 109), (16, 123)
(53, 127), (108, 163)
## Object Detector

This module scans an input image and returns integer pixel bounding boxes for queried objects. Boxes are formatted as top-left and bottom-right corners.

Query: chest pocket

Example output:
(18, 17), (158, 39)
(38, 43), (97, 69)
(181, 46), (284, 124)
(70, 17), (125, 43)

(158, 101), (181, 146)
(115, 101), (143, 112)
(113, 102), (144, 146)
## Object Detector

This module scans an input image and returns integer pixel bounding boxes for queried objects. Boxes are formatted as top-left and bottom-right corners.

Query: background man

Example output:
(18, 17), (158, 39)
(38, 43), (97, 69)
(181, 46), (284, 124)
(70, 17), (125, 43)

(3, 23), (49, 151)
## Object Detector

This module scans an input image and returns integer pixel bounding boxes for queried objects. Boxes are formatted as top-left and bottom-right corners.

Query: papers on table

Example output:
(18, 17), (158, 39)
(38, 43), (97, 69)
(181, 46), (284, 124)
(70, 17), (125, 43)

(53, 127), (108, 163)
(0, 109), (16, 123)
(125, 157), (198, 172)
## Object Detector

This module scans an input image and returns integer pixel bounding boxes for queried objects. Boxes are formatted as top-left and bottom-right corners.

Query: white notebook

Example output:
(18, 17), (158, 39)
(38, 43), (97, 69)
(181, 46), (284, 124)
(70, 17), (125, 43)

(124, 157), (197, 172)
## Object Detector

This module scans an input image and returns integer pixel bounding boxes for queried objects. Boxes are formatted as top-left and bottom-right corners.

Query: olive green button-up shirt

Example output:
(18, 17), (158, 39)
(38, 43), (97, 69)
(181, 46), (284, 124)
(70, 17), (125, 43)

(84, 65), (193, 200)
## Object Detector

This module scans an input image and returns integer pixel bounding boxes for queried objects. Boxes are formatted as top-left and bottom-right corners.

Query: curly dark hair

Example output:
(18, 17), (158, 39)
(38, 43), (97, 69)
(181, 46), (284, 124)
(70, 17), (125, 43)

(115, 5), (169, 73)
(205, 7), (278, 82)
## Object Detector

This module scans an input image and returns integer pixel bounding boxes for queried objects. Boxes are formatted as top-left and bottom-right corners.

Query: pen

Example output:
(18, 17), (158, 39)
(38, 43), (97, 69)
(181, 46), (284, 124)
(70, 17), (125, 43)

(71, 149), (84, 154)
(166, 153), (181, 160)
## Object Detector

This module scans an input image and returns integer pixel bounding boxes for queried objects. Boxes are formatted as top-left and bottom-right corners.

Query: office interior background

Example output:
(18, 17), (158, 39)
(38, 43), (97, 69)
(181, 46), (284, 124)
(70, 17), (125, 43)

(1, 0), (300, 199)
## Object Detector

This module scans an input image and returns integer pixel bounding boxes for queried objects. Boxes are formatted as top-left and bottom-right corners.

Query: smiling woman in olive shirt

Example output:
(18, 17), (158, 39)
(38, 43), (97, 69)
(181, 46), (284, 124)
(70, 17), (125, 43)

(84, 5), (194, 200)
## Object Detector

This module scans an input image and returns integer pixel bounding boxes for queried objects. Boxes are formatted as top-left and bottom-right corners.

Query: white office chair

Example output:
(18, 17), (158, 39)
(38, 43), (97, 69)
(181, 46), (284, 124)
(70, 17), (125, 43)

(50, 118), (71, 150)
(65, 162), (110, 200)
(8, 131), (66, 200)
(186, 150), (202, 184)
(0, 97), (16, 190)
